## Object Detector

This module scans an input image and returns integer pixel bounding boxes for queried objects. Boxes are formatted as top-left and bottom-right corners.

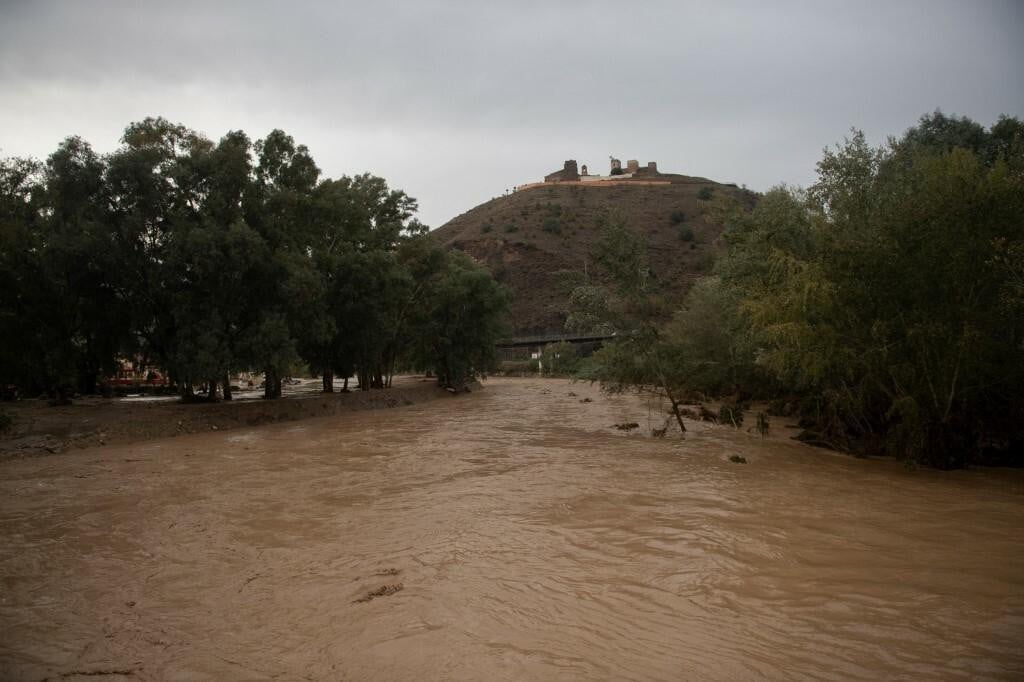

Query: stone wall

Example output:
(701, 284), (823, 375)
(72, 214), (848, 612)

(544, 159), (579, 183)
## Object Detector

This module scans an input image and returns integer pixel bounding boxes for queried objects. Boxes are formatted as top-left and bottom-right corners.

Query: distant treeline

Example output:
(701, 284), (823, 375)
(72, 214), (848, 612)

(575, 112), (1024, 468)
(0, 118), (508, 401)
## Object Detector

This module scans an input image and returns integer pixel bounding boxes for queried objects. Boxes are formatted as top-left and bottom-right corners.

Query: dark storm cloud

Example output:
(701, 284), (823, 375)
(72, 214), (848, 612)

(2, 0), (1022, 226)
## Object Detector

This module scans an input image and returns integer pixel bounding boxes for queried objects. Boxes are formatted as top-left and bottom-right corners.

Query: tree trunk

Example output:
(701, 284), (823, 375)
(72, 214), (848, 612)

(50, 384), (72, 406)
(663, 384), (687, 435)
(264, 368), (276, 399)
(323, 370), (334, 393)
(342, 376), (349, 392)
(207, 378), (219, 402)
(222, 374), (232, 401)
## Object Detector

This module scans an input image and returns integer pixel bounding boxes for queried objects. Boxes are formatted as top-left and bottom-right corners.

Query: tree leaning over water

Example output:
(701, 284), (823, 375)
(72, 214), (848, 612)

(0, 118), (508, 400)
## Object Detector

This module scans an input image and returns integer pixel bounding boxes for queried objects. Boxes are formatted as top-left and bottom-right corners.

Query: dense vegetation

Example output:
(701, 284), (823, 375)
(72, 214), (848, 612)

(0, 118), (507, 401)
(576, 112), (1024, 468)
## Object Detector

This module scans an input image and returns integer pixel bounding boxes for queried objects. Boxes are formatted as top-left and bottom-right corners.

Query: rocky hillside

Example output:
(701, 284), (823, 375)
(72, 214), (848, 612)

(430, 174), (756, 335)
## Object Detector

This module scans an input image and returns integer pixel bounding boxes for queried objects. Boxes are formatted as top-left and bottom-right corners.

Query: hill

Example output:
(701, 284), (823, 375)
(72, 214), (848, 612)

(430, 169), (756, 335)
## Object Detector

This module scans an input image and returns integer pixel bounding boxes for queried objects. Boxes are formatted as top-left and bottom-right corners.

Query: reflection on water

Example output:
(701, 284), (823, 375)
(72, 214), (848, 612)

(0, 377), (1021, 680)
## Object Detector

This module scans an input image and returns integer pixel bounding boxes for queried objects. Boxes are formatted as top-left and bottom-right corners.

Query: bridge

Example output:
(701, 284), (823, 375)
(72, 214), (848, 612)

(496, 331), (617, 362)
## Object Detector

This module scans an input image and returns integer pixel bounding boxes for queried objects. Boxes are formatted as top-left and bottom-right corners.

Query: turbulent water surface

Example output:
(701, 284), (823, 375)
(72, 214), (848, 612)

(1, 377), (1021, 680)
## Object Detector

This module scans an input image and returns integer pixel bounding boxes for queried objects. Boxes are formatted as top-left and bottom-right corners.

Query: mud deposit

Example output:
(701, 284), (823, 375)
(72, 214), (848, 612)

(0, 377), (447, 460)
(1, 378), (1022, 680)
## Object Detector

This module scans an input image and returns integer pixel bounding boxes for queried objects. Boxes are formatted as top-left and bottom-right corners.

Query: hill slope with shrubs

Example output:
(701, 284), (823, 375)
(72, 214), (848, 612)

(430, 175), (756, 335)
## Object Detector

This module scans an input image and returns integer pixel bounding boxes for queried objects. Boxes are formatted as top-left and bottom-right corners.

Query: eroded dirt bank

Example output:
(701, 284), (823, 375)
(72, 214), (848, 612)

(1, 377), (1022, 680)
(0, 376), (448, 460)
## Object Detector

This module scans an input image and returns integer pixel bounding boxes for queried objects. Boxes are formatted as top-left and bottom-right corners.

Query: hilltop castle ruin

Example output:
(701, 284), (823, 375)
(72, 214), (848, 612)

(543, 157), (660, 183)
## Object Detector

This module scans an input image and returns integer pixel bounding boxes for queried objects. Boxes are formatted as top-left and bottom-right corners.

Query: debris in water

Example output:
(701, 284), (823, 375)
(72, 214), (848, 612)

(729, 455), (748, 464)
(756, 412), (770, 437)
(698, 406), (718, 423)
(56, 668), (138, 678)
(353, 583), (404, 603)
(614, 422), (640, 431)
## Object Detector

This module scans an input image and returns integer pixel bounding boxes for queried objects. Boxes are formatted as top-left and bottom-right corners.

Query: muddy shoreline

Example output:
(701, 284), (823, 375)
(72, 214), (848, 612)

(0, 376), (451, 461)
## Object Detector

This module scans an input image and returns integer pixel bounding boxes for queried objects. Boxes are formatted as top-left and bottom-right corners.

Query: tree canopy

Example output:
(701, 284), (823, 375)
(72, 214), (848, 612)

(0, 118), (507, 401)
(575, 111), (1024, 467)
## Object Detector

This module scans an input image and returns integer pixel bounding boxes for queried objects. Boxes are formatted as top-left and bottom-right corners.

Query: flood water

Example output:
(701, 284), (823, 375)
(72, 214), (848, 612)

(1, 377), (1022, 680)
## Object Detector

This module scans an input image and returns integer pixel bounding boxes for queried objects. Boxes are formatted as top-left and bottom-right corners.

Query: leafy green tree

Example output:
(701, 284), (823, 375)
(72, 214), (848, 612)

(244, 129), (320, 398)
(406, 251), (509, 390)
(0, 156), (44, 394)
(893, 110), (988, 158)
(0, 118), (509, 410)
(3, 138), (132, 399)
(296, 173), (427, 392)
(660, 277), (763, 398)
(105, 118), (213, 390)
(715, 118), (1024, 466)
(160, 131), (266, 400)
(539, 341), (579, 376)
(570, 216), (694, 433)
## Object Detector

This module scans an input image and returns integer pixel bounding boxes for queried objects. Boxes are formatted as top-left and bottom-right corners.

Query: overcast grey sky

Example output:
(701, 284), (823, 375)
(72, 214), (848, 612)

(1, 0), (1021, 227)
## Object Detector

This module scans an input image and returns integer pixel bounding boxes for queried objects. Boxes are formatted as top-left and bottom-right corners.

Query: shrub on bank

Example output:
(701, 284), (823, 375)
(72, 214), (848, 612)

(499, 360), (539, 375)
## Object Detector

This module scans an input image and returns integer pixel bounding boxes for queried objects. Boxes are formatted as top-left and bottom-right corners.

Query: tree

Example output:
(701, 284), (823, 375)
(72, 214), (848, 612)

(296, 174), (428, 392)
(0, 156), (44, 395)
(539, 341), (579, 376)
(659, 277), (763, 398)
(0, 138), (147, 400)
(714, 117), (1024, 466)
(406, 251), (509, 390)
(570, 216), (693, 434)
(0, 118), (509, 410)
(105, 118), (213, 392)
(244, 129), (320, 398)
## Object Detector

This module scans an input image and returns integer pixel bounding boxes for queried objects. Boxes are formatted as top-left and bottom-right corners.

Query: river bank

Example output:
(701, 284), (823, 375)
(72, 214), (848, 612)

(0, 375), (449, 461)
(1, 377), (1021, 680)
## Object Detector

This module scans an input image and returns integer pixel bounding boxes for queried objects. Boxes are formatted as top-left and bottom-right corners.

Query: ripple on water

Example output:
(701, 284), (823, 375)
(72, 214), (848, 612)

(0, 377), (1021, 680)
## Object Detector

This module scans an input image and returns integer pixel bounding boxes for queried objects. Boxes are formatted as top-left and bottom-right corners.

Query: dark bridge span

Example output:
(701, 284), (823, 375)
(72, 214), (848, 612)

(496, 332), (616, 362)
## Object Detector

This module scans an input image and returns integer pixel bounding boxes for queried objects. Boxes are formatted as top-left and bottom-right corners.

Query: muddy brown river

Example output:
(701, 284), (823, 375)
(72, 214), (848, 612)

(1, 377), (1022, 680)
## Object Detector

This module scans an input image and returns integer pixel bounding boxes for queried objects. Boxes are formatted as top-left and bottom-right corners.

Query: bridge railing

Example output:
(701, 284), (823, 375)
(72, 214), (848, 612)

(496, 332), (617, 347)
